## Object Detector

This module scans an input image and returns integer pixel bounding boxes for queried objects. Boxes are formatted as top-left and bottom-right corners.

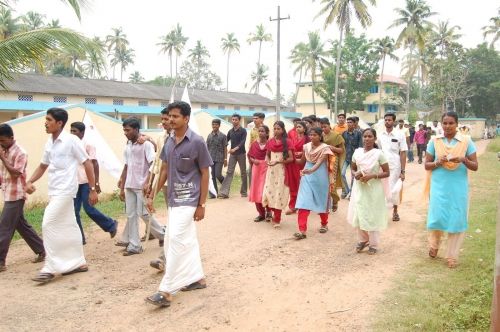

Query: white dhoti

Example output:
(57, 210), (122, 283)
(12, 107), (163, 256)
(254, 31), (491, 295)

(386, 165), (402, 207)
(159, 206), (204, 294)
(41, 196), (86, 274)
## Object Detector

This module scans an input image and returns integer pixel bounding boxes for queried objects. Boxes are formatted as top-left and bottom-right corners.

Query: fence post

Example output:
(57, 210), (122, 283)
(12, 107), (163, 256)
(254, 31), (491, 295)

(491, 185), (500, 332)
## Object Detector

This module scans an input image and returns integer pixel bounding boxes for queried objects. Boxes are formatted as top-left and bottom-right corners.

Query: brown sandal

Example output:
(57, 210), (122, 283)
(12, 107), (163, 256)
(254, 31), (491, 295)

(32, 272), (55, 283)
(356, 241), (369, 253)
(428, 248), (438, 258)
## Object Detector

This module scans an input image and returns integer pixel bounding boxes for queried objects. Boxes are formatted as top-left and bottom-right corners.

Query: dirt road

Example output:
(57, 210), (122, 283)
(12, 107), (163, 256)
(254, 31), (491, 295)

(1, 141), (488, 331)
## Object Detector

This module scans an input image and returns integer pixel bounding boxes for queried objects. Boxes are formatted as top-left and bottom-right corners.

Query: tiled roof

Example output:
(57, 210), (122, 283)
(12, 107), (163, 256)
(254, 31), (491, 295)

(2, 73), (276, 107)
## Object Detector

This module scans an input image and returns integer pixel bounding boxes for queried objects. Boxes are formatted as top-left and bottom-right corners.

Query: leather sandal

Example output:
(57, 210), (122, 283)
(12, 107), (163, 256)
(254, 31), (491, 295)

(32, 272), (55, 283)
(293, 232), (307, 240)
(62, 265), (89, 276)
(428, 248), (438, 258)
(145, 292), (171, 307)
(392, 213), (400, 222)
(367, 246), (378, 255)
(181, 281), (207, 292)
(356, 241), (369, 253)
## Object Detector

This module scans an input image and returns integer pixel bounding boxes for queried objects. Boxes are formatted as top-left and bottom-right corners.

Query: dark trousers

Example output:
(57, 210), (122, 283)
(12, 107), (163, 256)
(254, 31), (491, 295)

(0, 199), (44, 265)
(74, 183), (117, 243)
(210, 161), (225, 196)
(417, 144), (426, 162)
(408, 143), (414, 162)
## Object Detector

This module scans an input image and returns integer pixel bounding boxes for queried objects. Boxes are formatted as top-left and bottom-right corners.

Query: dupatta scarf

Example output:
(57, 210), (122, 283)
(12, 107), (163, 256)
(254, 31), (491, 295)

(266, 137), (295, 188)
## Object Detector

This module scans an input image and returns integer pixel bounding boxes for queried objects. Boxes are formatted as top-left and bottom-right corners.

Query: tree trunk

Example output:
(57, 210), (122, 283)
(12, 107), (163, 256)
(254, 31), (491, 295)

(418, 53), (422, 103)
(226, 52), (230, 91)
(72, 56), (76, 78)
(293, 68), (303, 109)
(257, 41), (262, 68)
(120, 65), (123, 81)
(312, 67), (317, 117)
(169, 51), (173, 78)
(406, 45), (413, 114)
(175, 54), (178, 78)
(333, 28), (344, 119)
(378, 54), (386, 120)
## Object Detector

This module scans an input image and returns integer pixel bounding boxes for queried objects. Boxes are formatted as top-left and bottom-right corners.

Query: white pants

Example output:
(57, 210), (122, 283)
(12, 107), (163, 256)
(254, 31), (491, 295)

(41, 195), (86, 274)
(159, 206), (204, 294)
(387, 166), (401, 206)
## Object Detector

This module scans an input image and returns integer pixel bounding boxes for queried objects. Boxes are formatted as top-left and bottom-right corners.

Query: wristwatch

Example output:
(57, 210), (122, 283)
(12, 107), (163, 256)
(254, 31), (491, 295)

(90, 186), (97, 191)
(400, 169), (405, 174)
(198, 203), (206, 208)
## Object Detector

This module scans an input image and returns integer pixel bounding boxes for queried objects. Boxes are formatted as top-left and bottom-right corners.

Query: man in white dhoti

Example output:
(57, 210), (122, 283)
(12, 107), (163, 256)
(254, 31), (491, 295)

(145, 101), (212, 308)
(376, 113), (407, 222)
(26, 108), (98, 283)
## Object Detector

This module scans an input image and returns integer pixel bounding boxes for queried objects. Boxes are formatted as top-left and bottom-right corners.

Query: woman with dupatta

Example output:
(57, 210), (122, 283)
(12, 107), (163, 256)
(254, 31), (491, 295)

(286, 121), (308, 215)
(425, 111), (478, 268)
(262, 121), (294, 228)
(248, 125), (272, 222)
(348, 128), (390, 255)
(293, 127), (333, 240)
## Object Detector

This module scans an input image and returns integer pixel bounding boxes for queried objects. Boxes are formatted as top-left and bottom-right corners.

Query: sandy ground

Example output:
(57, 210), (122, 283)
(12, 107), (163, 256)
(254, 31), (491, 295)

(1, 141), (489, 332)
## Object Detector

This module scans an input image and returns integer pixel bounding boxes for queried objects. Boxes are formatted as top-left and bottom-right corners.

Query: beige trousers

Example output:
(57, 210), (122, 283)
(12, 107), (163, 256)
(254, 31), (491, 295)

(428, 230), (465, 260)
(357, 228), (380, 248)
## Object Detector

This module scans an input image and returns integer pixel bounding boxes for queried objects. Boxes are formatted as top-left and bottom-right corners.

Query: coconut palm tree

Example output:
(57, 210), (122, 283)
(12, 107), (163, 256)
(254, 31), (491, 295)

(129, 71), (144, 83)
(21, 11), (45, 31)
(111, 47), (134, 81)
(0, 6), (19, 40)
(289, 42), (309, 106)
(188, 40), (209, 70)
(221, 32), (240, 91)
(389, 0), (435, 113)
(172, 23), (188, 77)
(248, 63), (272, 94)
(433, 20), (461, 58)
(302, 31), (330, 116)
(482, 9), (499, 48)
(105, 27), (129, 79)
(83, 36), (106, 78)
(157, 30), (175, 78)
(46, 19), (62, 28)
(315, 0), (376, 118)
(247, 24), (272, 69)
(374, 36), (398, 119)
(0, 0), (93, 88)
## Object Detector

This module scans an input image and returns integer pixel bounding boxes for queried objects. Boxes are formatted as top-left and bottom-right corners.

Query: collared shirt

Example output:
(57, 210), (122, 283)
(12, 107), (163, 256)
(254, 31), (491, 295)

(206, 130), (227, 163)
(77, 139), (96, 184)
(0, 141), (27, 201)
(249, 127), (259, 145)
(333, 124), (347, 135)
(42, 131), (88, 197)
(431, 125), (444, 137)
(161, 128), (213, 207)
(342, 129), (363, 162)
(227, 126), (247, 155)
(414, 129), (427, 145)
(395, 126), (410, 138)
(377, 129), (408, 169)
(124, 139), (155, 190)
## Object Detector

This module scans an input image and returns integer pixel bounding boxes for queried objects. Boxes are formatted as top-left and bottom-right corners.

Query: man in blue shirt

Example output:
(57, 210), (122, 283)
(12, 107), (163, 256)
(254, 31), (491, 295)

(341, 117), (362, 199)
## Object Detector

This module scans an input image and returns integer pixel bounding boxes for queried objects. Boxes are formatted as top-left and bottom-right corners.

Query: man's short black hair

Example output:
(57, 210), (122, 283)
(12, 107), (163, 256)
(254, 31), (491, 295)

(212, 119), (221, 125)
(47, 107), (68, 127)
(398, 119), (404, 123)
(338, 113), (346, 118)
(70, 121), (85, 133)
(319, 118), (330, 125)
(346, 117), (355, 122)
(302, 117), (313, 124)
(384, 113), (396, 121)
(160, 107), (170, 115)
(292, 117), (301, 123)
(0, 123), (14, 137)
(353, 116), (359, 122)
(167, 101), (191, 117)
(122, 117), (141, 130)
(253, 112), (265, 119)
(231, 113), (241, 120)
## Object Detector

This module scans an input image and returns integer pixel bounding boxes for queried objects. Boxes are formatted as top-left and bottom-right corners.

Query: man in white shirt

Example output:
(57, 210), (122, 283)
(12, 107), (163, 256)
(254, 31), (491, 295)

(377, 113), (408, 222)
(27, 108), (98, 283)
(431, 120), (444, 137)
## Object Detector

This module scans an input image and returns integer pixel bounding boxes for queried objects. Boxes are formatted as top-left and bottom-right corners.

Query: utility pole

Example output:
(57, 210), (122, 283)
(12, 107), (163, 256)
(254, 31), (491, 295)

(270, 5), (289, 121)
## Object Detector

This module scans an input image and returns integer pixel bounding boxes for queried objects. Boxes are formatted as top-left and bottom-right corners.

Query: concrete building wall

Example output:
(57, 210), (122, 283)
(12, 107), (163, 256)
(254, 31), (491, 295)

(459, 118), (486, 140)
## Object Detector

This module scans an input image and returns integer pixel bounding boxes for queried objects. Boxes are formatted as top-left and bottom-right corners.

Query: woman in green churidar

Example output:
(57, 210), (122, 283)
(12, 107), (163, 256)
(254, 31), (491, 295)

(424, 111), (478, 268)
(347, 128), (390, 255)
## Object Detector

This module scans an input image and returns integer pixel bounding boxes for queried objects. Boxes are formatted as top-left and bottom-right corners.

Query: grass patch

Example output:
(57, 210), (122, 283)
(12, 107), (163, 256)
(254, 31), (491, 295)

(373, 138), (500, 332)
(14, 175), (244, 241)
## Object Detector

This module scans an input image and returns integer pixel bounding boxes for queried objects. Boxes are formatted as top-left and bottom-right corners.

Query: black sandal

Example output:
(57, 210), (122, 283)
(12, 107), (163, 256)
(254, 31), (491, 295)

(368, 246), (378, 255)
(265, 212), (272, 222)
(254, 216), (265, 222)
(293, 232), (307, 240)
(181, 281), (207, 292)
(32, 272), (55, 283)
(356, 241), (369, 253)
(392, 213), (400, 222)
(145, 292), (171, 307)
(62, 265), (89, 276)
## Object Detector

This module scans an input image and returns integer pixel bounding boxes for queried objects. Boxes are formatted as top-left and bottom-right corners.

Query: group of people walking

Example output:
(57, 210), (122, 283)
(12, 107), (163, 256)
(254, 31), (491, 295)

(0, 103), (478, 309)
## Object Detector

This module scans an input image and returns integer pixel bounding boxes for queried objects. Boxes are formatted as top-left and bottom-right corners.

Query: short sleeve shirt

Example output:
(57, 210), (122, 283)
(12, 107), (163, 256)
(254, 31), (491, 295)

(124, 140), (155, 190)
(160, 128), (213, 207)
(42, 131), (89, 197)
(0, 142), (28, 201)
(377, 129), (408, 169)
(426, 134), (476, 158)
(77, 139), (96, 184)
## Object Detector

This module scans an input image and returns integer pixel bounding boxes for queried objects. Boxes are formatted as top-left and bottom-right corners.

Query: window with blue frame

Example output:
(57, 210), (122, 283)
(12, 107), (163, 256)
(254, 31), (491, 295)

(385, 86), (392, 94)
(367, 104), (379, 113)
(385, 105), (397, 112)
(369, 85), (379, 93)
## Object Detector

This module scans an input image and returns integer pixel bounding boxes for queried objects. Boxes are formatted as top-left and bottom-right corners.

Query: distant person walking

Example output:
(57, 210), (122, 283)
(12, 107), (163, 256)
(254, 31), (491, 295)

(248, 125), (271, 222)
(70, 122), (118, 243)
(0, 124), (45, 272)
(425, 111), (478, 268)
(206, 119), (227, 199)
(293, 127), (333, 240)
(219, 113), (247, 198)
(27, 108), (97, 283)
(341, 117), (362, 199)
(262, 121), (294, 228)
(348, 128), (390, 255)
(377, 113), (407, 222)
(248, 113), (265, 187)
(414, 124), (427, 164)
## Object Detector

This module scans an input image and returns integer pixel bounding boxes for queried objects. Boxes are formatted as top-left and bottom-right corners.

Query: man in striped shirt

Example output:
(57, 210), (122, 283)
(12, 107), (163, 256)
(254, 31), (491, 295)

(0, 124), (45, 272)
